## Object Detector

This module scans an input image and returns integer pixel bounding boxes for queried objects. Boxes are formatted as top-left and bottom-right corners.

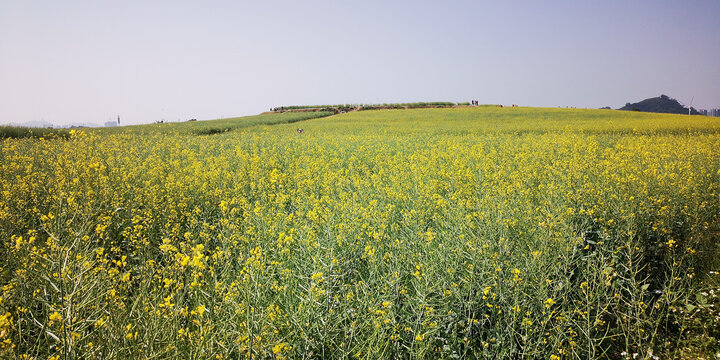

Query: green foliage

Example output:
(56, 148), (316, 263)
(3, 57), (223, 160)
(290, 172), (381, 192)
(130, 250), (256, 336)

(0, 126), (69, 139)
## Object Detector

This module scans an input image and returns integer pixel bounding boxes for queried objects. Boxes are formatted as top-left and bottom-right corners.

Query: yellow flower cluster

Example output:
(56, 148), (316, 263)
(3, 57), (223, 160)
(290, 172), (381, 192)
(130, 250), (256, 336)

(0, 108), (718, 358)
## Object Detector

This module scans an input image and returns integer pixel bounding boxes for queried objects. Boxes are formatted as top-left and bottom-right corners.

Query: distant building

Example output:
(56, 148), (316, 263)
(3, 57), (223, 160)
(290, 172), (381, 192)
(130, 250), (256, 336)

(710, 108), (720, 117)
(105, 121), (118, 127)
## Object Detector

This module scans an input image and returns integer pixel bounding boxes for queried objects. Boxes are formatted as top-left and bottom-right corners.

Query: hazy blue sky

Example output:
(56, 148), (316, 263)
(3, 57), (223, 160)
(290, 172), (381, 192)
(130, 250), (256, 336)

(1, 0), (719, 125)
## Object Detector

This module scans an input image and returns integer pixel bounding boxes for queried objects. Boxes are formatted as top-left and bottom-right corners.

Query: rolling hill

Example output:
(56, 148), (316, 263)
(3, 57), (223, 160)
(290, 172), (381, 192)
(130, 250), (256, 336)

(618, 94), (701, 114)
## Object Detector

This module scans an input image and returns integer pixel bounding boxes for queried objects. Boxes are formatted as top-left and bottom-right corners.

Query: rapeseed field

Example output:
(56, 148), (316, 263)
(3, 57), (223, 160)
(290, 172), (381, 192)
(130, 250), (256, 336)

(1, 107), (719, 359)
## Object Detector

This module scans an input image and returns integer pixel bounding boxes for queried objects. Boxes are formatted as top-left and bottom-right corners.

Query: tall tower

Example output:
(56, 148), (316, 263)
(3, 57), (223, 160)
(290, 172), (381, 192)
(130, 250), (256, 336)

(117, 115), (120, 125)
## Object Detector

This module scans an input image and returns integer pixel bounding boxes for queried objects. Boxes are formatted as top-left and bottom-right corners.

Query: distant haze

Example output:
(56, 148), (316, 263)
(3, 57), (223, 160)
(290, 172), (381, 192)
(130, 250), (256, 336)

(1, 0), (719, 126)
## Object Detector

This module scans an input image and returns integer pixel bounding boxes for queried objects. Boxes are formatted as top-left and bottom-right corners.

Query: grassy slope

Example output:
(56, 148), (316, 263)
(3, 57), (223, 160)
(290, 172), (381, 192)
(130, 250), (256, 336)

(93, 111), (333, 136)
(2, 111), (332, 139)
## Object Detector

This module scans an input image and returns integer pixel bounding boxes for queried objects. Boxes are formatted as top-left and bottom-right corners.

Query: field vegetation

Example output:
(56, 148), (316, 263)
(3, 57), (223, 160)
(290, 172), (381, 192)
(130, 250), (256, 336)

(0, 126), (69, 140)
(1, 107), (719, 359)
(98, 112), (334, 136)
(273, 102), (463, 113)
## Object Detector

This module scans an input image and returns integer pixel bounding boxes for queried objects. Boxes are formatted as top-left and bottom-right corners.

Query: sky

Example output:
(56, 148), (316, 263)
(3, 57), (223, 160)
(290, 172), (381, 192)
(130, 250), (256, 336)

(1, 0), (719, 126)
